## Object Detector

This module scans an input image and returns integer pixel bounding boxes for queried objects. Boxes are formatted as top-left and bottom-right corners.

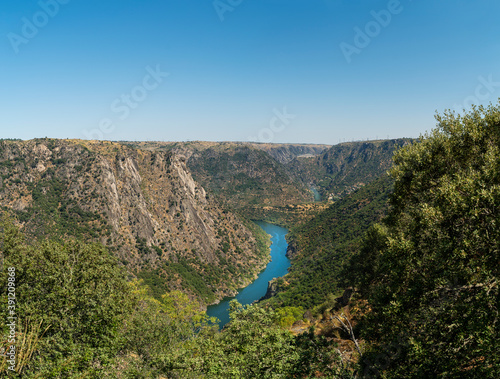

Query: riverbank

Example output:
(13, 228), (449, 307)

(206, 222), (290, 328)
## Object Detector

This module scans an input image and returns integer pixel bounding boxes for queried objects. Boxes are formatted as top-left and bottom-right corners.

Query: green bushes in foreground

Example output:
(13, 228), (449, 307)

(0, 218), (134, 377)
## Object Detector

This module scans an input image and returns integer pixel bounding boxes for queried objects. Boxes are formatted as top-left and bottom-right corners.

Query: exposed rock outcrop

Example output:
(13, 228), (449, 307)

(260, 278), (280, 301)
(334, 288), (354, 310)
(248, 143), (330, 164)
(0, 139), (270, 304)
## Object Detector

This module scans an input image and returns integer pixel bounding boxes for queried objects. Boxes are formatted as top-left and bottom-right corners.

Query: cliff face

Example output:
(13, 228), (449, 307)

(287, 139), (412, 200)
(125, 141), (317, 212)
(0, 139), (269, 303)
(247, 143), (330, 164)
(260, 278), (280, 301)
(186, 145), (313, 210)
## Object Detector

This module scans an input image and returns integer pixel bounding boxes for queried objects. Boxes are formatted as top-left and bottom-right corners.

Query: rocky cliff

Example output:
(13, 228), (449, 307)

(125, 141), (317, 213)
(287, 139), (412, 200)
(0, 139), (269, 304)
(247, 143), (330, 164)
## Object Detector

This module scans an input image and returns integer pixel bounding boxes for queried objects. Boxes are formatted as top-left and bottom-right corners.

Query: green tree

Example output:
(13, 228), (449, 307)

(350, 104), (500, 377)
(114, 280), (216, 378)
(176, 300), (346, 378)
(177, 300), (298, 378)
(275, 306), (304, 328)
(0, 218), (133, 377)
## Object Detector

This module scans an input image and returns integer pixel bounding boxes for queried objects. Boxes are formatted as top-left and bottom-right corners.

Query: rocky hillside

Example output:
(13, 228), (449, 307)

(187, 145), (312, 209)
(247, 142), (330, 164)
(125, 141), (320, 215)
(261, 174), (393, 309)
(287, 139), (412, 200)
(0, 139), (269, 304)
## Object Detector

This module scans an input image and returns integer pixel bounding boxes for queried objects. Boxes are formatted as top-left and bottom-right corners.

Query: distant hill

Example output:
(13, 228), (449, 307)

(125, 141), (329, 217)
(124, 141), (330, 164)
(287, 139), (412, 200)
(246, 142), (330, 164)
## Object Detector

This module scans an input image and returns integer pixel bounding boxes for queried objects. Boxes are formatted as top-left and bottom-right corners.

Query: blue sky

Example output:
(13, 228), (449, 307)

(1, 0), (500, 144)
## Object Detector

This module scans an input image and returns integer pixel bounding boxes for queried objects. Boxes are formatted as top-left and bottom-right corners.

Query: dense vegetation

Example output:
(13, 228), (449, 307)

(0, 218), (133, 376)
(186, 145), (313, 212)
(346, 105), (500, 377)
(264, 175), (392, 310)
(0, 220), (347, 378)
(287, 139), (410, 199)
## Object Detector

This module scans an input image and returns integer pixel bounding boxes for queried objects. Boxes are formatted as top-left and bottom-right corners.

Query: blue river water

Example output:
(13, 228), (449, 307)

(206, 221), (290, 328)
(311, 187), (322, 202)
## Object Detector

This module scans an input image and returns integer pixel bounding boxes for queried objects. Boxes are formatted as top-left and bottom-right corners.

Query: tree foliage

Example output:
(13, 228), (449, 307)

(176, 300), (344, 378)
(349, 105), (500, 377)
(0, 217), (133, 377)
(268, 175), (392, 309)
(0, 220), (345, 378)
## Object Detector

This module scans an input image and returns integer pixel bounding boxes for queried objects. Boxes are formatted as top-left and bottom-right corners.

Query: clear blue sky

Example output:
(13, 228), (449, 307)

(1, 0), (500, 144)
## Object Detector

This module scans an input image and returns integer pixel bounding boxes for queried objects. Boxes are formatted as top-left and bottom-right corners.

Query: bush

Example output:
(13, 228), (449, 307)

(351, 104), (500, 377)
(0, 219), (133, 376)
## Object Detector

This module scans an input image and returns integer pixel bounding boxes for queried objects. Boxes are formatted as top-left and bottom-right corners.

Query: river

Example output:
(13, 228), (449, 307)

(206, 221), (290, 328)
(311, 187), (322, 202)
